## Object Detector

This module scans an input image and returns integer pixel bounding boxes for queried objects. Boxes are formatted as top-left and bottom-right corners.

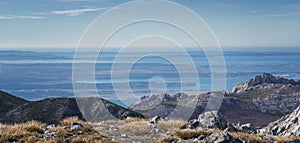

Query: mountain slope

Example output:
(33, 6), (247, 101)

(0, 90), (27, 118)
(0, 92), (144, 124)
(1, 98), (83, 124)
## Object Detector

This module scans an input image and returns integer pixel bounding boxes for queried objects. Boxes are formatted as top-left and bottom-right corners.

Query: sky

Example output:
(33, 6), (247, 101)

(0, 0), (300, 49)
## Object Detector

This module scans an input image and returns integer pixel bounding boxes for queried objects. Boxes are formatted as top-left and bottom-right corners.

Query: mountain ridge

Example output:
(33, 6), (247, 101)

(0, 92), (144, 124)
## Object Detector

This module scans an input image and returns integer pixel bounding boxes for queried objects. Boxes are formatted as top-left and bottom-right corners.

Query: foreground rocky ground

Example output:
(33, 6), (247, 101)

(1, 111), (300, 143)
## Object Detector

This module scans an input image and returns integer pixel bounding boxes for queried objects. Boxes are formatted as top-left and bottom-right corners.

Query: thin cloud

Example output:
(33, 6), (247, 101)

(32, 12), (47, 15)
(52, 7), (106, 16)
(249, 10), (257, 13)
(0, 15), (44, 20)
(271, 12), (300, 17)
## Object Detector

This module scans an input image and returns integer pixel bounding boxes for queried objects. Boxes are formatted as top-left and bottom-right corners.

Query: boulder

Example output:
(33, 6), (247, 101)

(232, 123), (256, 134)
(187, 119), (200, 129)
(148, 116), (162, 125)
(198, 111), (228, 130)
(46, 124), (56, 130)
(198, 132), (242, 143)
(70, 122), (83, 131)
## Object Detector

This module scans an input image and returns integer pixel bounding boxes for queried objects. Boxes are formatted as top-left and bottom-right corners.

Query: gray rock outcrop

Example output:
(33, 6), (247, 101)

(197, 132), (242, 143)
(260, 106), (300, 136)
(197, 111), (228, 130)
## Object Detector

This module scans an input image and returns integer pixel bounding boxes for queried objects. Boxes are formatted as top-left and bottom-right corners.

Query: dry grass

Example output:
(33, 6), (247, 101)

(157, 136), (180, 143)
(0, 120), (46, 142)
(0, 117), (110, 143)
(123, 117), (144, 123)
(174, 129), (209, 140)
(3, 118), (300, 143)
(60, 117), (89, 127)
(119, 120), (152, 136)
(274, 136), (300, 143)
(229, 132), (267, 143)
(157, 120), (188, 133)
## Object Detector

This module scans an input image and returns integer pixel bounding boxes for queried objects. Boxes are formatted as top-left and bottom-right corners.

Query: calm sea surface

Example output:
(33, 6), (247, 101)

(1, 48), (300, 106)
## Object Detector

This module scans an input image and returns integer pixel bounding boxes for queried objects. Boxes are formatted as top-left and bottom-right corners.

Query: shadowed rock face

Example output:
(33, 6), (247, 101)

(130, 73), (300, 127)
(260, 106), (300, 136)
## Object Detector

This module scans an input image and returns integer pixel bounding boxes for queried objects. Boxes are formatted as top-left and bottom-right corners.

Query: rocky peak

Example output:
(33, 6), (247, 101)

(230, 73), (298, 94)
(129, 92), (188, 110)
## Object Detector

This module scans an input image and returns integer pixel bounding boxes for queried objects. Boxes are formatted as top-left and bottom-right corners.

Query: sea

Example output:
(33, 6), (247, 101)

(1, 47), (299, 106)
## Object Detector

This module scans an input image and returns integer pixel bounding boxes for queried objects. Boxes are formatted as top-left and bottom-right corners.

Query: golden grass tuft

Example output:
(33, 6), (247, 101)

(157, 120), (188, 133)
(123, 117), (144, 123)
(174, 129), (209, 140)
(274, 136), (300, 143)
(157, 136), (180, 143)
(0, 120), (46, 142)
(0, 117), (111, 143)
(60, 116), (88, 127)
(228, 132), (267, 143)
(119, 121), (152, 136)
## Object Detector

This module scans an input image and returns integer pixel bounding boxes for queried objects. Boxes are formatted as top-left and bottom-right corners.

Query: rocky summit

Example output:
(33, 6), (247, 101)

(230, 73), (299, 94)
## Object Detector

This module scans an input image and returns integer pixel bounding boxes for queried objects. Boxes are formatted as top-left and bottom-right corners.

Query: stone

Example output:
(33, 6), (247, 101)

(45, 132), (57, 138)
(70, 122), (83, 131)
(198, 111), (228, 130)
(187, 119), (200, 129)
(148, 116), (162, 125)
(46, 124), (55, 130)
(199, 132), (242, 143)
(121, 134), (128, 138)
(232, 123), (256, 134)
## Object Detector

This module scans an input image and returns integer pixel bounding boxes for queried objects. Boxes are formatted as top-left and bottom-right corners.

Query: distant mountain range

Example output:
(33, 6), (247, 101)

(1, 73), (299, 127)
(130, 73), (300, 127)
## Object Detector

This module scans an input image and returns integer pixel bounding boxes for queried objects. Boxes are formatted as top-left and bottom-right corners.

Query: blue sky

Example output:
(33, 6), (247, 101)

(0, 0), (299, 49)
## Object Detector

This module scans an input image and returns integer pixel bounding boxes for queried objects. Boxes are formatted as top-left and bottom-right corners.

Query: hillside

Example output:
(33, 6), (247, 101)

(0, 93), (144, 124)
(0, 90), (27, 118)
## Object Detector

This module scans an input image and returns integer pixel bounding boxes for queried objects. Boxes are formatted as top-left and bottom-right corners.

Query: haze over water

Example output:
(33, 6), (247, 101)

(0, 47), (299, 106)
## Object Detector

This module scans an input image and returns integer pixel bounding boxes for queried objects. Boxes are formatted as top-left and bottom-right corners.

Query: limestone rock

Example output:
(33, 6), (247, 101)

(260, 106), (300, 136)
(198, 111), (228, 130)
(70, 122), (83, 131)
(198, 132), (242, 143)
